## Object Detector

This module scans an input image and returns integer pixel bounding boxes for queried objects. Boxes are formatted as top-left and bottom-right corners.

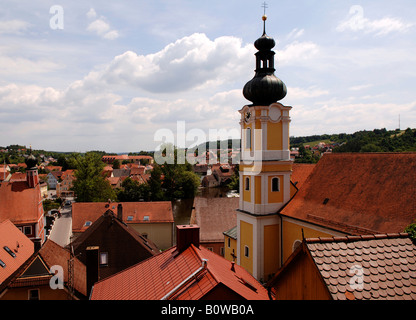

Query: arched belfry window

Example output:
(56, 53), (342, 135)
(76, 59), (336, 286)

(271, 177), (280, 192)
(245, 177), (250, 191)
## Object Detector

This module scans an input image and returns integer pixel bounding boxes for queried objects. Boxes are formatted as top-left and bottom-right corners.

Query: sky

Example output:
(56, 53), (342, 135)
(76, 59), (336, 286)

(0, 0), (415, 153)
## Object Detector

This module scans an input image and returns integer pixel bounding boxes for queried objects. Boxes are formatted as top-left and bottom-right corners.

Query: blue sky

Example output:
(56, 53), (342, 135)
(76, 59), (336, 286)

(0, 0), (415, 152)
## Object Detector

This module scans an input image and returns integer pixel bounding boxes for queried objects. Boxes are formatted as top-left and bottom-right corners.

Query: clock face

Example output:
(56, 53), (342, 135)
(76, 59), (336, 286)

(244, 111), (252, 122)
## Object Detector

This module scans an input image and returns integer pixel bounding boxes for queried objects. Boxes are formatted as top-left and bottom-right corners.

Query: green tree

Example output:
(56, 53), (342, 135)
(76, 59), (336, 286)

(117, 177), (151, 202)
(112, 159), (121, 169)
(228, 164), (240, 191)
(148, 164), (165, 201)
(71, 152), (116, 202)
(405, 223), (416, 241)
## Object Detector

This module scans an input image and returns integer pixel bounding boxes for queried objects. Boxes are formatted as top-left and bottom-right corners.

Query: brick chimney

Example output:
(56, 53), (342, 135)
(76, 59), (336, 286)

(176, 225), (200, 252)
(117, 203), (123, 221)
(86, 246), (100, 298)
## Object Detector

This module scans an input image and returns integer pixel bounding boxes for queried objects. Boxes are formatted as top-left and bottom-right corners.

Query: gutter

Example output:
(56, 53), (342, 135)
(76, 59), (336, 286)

(160, 258), (208, 300)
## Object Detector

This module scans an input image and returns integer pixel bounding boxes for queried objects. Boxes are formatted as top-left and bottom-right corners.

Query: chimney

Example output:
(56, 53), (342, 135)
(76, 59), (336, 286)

(86, 246), (100, 298)
(117, 203), (123, 221)
(176, 225), (200, 252)
(33, 238), (42, 252)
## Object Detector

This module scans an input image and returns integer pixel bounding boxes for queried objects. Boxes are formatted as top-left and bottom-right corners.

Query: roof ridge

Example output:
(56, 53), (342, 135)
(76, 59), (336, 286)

(190, 245), (220, 284)
(305, 232), (409, 243)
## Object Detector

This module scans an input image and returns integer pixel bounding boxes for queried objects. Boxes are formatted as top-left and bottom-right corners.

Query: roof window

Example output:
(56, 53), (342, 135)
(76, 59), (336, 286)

(3, 246), (16, 258)
(143, 216), (150, 221)
(0, 259), (5, 268)
(127, 216), (133, 221)
(84, 221), (92, 227)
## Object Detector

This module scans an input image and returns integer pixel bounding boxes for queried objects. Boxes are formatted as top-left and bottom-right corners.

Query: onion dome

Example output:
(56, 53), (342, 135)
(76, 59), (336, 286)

(243, 15), (287, 105)
(25, 151), (38, 169)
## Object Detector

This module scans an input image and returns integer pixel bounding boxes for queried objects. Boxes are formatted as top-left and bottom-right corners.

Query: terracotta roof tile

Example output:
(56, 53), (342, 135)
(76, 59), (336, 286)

(0, 220), (34, 284)
(306, 233), (416, 300)
(91, 244), (268, 300)
(281, 153), (416, 234)
(0, 181), (43, 224)
(72, 201), (173, 232)
(191, 197), (238, 243)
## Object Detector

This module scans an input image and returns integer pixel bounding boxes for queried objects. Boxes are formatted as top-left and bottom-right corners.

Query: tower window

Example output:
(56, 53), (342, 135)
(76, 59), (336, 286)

(245, 177), (250, 191)
(244, 245), (250, 258)
(246, 127), (251, 149)
(271, 177), (280, 192)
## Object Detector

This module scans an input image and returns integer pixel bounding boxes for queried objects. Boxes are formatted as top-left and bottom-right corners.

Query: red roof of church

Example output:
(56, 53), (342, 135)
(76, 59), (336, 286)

(0, 181), (43, 225)
(90, 244), (268, 300)
(291, 163), (316, 190)
(281, 153), (416, 235)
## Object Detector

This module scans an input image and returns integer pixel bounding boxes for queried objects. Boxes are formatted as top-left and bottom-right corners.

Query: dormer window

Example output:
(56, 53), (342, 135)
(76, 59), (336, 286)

(143, 216), (150, 221)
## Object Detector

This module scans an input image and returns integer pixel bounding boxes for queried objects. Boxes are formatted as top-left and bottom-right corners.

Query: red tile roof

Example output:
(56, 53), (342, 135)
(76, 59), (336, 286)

(72, 201), (174, 233)
(306, 233), (416, 300)
(90, 244), (268, 300)
(291, 163), (316, 190)
(38, 239), (87, 296)
(281, 153), (416, 234)
(191, 197), (238, 243)
(0, 181), (43, 224)
(0, 219), (34, 284)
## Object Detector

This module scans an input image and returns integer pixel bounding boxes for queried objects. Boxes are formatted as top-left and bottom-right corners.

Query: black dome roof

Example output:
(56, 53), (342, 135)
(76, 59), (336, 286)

(25, 154), (37, 169)
(254, 33), (275, 51)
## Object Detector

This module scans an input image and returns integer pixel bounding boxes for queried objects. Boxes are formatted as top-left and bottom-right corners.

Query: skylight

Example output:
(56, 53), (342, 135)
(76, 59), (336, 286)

(0, 259), (5, 268)
(127, 216), (133, 221)
(3, 246), (16, 258)
(84, 221), (92, 227)
(143, 216), (150, 221)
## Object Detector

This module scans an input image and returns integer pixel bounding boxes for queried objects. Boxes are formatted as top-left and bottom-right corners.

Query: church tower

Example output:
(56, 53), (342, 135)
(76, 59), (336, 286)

(237, 14), (294, 281)
(25, 151), (39, 188)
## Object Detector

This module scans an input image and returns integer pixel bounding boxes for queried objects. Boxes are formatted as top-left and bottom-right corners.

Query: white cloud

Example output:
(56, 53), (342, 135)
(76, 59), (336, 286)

(89, 33), (253, 93)
(0, 20), (30, 35)
(86, 8), (97, 19)
(349, 84), (373, 91)
(336, 5), (413, 36)
(86, 9), (119, 40)
(103, 30), (119, 40)
(0, 55), (62, 75)
(87, 19), (110, 35)
(291, 99), (416, 137)
(288, 86), (329, 99)
(277, 41), (319, 65)
(286, 28), (305, 40)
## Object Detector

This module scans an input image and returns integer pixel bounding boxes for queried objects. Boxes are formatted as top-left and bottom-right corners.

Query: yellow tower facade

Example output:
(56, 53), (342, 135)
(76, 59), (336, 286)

(237, 15), (293, 282)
